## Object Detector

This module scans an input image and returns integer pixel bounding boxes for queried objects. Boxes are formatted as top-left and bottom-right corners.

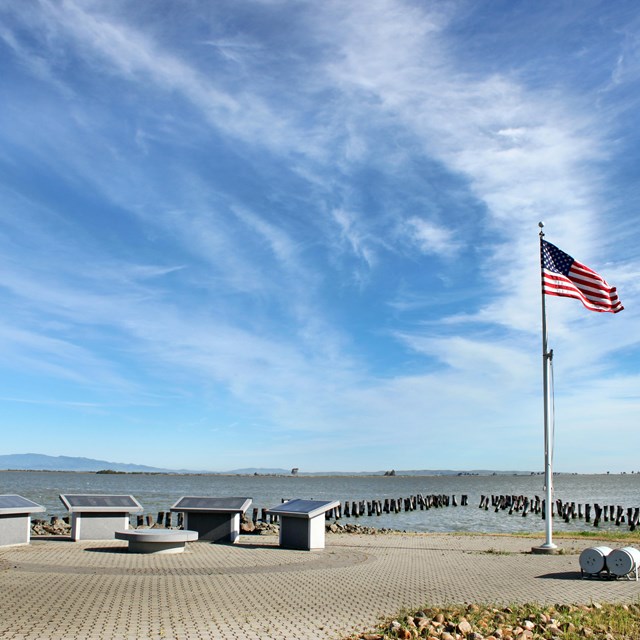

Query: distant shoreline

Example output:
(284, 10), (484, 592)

(0, 468), (624, 477)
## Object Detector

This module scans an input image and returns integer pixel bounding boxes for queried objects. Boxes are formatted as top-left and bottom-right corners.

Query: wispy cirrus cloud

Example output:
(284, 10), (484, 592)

(331, 208), (377, 270)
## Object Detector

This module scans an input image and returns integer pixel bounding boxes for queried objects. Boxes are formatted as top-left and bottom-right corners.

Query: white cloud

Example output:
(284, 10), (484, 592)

(230, 204), (300, 269)
(0, 322), (132, 390)
(331, 207), (376, 269)
(30, 0), (323, 159)
(404, 217), (460, 257)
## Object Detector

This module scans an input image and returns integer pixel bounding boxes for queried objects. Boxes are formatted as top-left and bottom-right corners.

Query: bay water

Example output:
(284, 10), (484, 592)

(2, 471), (638, 535)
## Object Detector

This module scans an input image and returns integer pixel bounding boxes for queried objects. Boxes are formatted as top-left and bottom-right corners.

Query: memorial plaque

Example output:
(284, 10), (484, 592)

(60, 494), (142, 541)
(267, 498), (339, 550)
(60, 494), (143, 513)
(171, 496), (251, 513)
(170, 496), (252, 543)
(0, 495), (45, 548)
(268, 499), (339, 519)
(0, 495), (45, 515)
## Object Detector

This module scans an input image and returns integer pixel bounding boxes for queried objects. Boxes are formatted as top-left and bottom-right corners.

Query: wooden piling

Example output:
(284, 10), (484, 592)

(593, 504), (602, 527)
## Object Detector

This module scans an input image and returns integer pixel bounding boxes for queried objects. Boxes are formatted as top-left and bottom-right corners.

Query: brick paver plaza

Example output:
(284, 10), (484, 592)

(1, 533), (638, 639)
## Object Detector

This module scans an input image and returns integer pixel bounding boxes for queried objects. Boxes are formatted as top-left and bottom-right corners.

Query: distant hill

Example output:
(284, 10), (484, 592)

(0, 453), (172, 473)
(0, 455), (296, 475)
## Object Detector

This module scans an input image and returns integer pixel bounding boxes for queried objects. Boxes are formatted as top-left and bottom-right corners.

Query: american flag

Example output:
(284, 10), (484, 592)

(541, 240), (623, 313)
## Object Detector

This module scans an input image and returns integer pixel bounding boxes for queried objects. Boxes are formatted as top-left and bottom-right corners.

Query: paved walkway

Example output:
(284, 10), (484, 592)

(0, 533), (638, 639)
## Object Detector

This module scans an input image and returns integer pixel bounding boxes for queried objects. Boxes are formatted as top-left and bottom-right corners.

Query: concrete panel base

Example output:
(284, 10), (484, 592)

(0, 514), (30, 548)
(72, 513), (130, 541)
(185, 512), (240, 543)
(279, 515), (326, 550)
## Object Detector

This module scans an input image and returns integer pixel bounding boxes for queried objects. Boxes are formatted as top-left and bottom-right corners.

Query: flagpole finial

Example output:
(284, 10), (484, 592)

(538, 221), (545, 238)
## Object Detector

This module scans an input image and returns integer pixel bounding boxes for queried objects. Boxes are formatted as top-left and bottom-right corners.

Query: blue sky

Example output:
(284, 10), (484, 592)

(0, 0), (638, 473)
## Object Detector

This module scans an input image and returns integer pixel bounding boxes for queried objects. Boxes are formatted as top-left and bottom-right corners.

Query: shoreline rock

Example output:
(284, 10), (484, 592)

(31, 517), (398, 538)
(31, 517), (71, 536)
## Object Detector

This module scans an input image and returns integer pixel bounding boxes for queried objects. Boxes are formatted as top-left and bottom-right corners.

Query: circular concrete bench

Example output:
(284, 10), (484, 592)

(115, 529), (198, 554)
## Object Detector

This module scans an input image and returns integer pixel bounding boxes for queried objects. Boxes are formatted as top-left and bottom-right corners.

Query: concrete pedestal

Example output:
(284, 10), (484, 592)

(0, 495), (45, 548)
(115, 529), (198, 554)
(267, 499), (340, 550)
(71, 512), (132, 541)
(60, 494), (143, 541)
(171, 497), (252, 544)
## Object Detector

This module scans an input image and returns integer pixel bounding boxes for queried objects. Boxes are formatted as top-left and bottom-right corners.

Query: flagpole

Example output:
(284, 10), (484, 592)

(535, 221), (558, 553)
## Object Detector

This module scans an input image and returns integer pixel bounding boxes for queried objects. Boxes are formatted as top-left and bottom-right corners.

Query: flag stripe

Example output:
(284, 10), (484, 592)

(543, 277), (620, 310)
(543, 280), (619, 311)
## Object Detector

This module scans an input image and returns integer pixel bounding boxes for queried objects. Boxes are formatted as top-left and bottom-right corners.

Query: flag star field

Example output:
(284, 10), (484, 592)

(0, 0), (638, 473)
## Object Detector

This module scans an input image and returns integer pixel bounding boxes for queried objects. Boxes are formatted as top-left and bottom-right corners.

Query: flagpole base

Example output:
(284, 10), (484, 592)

(532, 542), (561, 555)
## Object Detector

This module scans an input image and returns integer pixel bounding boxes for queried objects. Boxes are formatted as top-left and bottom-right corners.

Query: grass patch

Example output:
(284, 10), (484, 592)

(350, 602), (640, 639)
(564, 530), (640, 542)
(480, 547), (515, 556)
(488, 530), (640, 544)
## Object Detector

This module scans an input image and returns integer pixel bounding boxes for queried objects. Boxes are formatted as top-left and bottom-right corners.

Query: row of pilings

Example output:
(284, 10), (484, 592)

(135, 511), (184, 528)
(262, 493), (469, 524)
(479, 494), (640, 531)
(131, 492), (639, 531)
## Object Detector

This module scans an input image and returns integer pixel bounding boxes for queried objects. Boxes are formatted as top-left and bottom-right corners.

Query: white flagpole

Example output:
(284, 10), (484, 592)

(536, 221), (558, 552)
